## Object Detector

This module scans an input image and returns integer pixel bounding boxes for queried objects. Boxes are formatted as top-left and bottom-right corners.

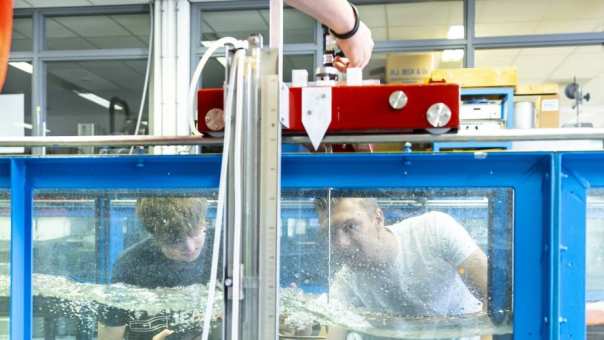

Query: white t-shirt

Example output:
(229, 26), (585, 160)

(330, 211), (483, 317)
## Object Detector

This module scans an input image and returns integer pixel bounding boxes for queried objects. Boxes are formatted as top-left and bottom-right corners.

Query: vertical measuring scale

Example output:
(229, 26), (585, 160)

(258, 69), (281, 339)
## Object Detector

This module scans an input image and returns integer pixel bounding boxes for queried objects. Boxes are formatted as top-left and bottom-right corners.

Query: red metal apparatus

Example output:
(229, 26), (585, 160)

(197, 83), (460, 134)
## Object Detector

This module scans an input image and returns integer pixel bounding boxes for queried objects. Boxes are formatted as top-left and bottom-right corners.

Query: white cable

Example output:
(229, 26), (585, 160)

(200, 48), (241, 340)
(188, 37), (245, 136)
(230, 49), (246, 340)
(129, 1), (154, 154)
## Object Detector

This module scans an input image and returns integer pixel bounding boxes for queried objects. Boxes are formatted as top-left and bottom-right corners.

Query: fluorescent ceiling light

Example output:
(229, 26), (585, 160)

(73, 90), (123, 110)
(447, 25), (464, 40)
(9, 62), (33, 74)
(442, 49), (465, 62)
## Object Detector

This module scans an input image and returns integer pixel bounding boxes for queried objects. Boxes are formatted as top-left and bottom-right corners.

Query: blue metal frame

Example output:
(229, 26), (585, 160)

(0, 152), (581, 339)
(283, 152), (552, 338)
(559, 152), (604, 340)
(4, 155), (222, 339)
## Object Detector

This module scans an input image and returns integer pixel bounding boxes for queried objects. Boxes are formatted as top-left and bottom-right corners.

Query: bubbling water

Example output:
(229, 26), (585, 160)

(0, 275), (511, 338)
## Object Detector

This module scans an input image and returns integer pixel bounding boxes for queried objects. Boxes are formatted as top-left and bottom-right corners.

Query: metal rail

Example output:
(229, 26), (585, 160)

(1, 128), (604, 147)
(0, 135), (222, 147)
(283, 128), (604, 144)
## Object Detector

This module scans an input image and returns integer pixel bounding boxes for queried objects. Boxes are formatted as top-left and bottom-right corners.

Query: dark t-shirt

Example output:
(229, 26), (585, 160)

(99, 234), (214, 340)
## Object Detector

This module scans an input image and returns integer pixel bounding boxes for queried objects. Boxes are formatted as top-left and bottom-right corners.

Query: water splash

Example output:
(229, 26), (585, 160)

(0, 275), (511, 338)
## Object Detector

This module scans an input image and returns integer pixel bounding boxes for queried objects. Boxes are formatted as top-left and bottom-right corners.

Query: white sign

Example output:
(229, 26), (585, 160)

(541, 99), (559, 112)
(0, 94), (25, 153)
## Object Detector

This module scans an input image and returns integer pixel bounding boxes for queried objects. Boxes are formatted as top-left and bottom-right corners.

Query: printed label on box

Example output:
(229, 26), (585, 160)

(541, 99), (559, 111)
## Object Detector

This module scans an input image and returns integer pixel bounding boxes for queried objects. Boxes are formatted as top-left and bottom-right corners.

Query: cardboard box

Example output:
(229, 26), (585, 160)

(430, 67), (518, 88)
(536, 94), (560, 128)
(515, 83), (560, 128)
(516, 83), (559, 96)
(386, 53), (434, 84)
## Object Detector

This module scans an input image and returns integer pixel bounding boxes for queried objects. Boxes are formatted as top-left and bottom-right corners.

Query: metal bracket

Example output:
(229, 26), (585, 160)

(302, 87), (332, 150)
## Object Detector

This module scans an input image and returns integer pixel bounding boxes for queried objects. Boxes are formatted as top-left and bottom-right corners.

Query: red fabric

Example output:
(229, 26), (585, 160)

(0, 1), (13, 91)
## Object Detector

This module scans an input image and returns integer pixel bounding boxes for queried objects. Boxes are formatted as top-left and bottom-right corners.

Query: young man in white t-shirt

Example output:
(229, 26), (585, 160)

(316, 197), (488, 318)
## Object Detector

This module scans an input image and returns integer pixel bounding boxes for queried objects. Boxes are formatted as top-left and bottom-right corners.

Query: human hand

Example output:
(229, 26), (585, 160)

(334, 21), (374, 72)
(152, 329), (174, 340)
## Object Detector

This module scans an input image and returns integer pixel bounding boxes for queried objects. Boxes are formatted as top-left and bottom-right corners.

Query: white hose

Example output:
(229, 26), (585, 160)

(200, 49), (243, 340)
(230, 48), (246, 340)
(188, 37), (245, 136)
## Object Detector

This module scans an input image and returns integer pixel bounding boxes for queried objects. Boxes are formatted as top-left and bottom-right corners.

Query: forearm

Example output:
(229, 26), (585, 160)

(286, 0), (356, 34)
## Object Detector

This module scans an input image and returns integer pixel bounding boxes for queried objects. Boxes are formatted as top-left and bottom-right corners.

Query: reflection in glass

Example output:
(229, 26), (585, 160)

(358, 1), (463, 41)
(46, 60), (148, 140)
(201, 8), (315, 44)
(477, 0), (604, 37)
(32, 191), (221, 339)
(0, 192), (9, 339)
(280, 189), (513, 339)
(45, 14), (150, 50)
(11, 17), (33, 52)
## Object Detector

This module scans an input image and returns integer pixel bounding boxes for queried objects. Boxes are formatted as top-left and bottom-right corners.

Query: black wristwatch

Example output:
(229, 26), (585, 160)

(329, 3), (360, 40)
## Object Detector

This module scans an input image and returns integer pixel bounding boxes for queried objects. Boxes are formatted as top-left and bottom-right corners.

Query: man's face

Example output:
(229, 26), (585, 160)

(323, 199), (387, 270)
(159, 225), (206, 263)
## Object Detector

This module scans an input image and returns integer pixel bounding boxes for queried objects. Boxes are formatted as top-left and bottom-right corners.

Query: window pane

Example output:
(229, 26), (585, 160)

(284, 55), (314, 83)
(45, 13), (150, 50)
(0, 192), (9, 339)
(475, 46), (604, 128)
(201, 54), (314, 87)
(32, 191), (222, 339)
(366, 51), (464, 84)
(11, 17), (32, 52)
(359, 1), (463, 41)
(477, 0), (604, 37)
(200, 8), (315, 45)
(46, 59), (148, 140)
(4, 61), (32, 137)
(280, 189), (513, 339)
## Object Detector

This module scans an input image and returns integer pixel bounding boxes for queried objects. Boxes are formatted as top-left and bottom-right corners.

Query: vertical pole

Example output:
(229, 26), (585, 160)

(10, 159), (32, 340)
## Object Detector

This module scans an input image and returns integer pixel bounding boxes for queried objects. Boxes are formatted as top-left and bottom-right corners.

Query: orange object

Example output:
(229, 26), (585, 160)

(0, 0), (13, 91)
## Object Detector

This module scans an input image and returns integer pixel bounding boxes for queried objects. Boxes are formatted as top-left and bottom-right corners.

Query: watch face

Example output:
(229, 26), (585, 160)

(205, 108), (225, 131)
(346, 332), (363, 340)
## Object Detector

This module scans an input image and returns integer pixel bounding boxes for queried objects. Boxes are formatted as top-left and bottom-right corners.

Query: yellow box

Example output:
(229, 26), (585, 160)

(516, 83), (559, 96)
(430, 67), (518, 88)
(386, 53), (435, 84)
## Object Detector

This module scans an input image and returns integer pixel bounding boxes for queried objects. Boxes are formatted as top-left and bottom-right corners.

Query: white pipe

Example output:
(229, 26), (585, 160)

(164, 0), (177, 139)
(188, 37), (245, 136)
(176, 0), (191, 136)
(200, 46), (243, 340)
(130, 1), (154, 154)
(230, 49), (246, 340)
(151, 1), (162, 137)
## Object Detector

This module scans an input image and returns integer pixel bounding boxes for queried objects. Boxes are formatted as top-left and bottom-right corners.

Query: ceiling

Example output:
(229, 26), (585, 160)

(359, 2), (463, 40)
(476, 0), (604, 36)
